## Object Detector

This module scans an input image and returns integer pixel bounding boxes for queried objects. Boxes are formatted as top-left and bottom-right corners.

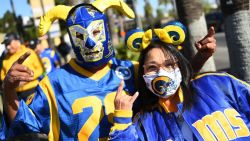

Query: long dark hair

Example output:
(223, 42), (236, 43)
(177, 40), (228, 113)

(136, 41), (194, 112)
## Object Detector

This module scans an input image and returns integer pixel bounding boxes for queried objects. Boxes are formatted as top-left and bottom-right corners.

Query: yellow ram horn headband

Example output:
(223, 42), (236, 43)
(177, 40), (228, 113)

(142, 28), (174, 49)
(142, 29), (152, 49)
(38, 5), (72, 37)
(125, 24), (186, 52)
(92, 0), (135, 19)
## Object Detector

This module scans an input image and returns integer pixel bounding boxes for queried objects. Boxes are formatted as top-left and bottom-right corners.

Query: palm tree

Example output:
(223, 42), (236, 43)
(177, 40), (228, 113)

(106, 9), (119, 46)
(158, 0), (178, 18)
(126, 0), (142, 29)
(220, 0), (250, 83)
(156, 8), (164, 22)
(176, 0), (216, 72)
(158, 0), (169, 13)
(159, 0), (169, 5)
(144, 0), (154, 27)
(67, 0), (90, 5)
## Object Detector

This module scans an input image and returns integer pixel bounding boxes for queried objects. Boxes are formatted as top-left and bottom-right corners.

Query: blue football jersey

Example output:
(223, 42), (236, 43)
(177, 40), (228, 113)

(40, 48), (60, 74)
(0, 58), (138, 141)
(109, 73), (250, 141)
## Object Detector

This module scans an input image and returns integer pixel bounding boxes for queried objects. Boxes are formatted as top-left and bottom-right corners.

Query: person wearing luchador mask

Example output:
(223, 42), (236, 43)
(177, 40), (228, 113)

(0, 1), (138, 140)
(109, 22), (250, 141)
(1, 0), (217, 141)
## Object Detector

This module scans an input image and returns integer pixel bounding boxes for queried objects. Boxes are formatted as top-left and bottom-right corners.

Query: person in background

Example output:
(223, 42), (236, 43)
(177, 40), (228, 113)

(0, 32), (44, 99)
(109, 22), (250, 141)
(0, 44), (7, 69)
(29, 38), (61, 75)
(0, 44), (6, 117)
(56, 36), (71, 64)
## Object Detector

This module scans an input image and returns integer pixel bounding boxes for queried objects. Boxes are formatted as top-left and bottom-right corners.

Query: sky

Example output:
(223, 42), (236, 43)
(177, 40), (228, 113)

(0, 0), (217, 18)
(0, 0), (33, 18)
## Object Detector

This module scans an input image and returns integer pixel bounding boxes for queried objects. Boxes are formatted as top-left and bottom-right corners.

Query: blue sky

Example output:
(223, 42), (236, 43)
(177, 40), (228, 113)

(0, 0), (32, 18)
(0, 0), (216, 18)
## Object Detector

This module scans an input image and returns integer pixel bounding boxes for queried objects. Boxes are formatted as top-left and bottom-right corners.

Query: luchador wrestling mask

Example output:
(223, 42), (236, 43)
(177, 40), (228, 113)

(38, 0), (135, 68)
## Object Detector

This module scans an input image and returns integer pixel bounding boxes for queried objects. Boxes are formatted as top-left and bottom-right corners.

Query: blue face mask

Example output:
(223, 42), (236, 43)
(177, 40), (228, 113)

(67, 5), (114, 68)
(143, 68), (182, 98)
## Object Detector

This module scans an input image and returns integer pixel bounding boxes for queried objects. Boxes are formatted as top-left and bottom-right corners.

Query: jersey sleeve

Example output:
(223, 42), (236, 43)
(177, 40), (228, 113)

(109, 110), (140, 141)
(227, 74), (250, 120)
(0, 84), (51, 140)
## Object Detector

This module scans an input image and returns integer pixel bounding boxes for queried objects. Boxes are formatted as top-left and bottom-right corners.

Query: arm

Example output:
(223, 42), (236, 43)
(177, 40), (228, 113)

(1, 78), (51, 140)
(109, 110), (140, 141)
(2, 52), (33, 122)
(191, 27), (216, 73)
(1, 85), (51, 140)
(109, 81), (140, 141)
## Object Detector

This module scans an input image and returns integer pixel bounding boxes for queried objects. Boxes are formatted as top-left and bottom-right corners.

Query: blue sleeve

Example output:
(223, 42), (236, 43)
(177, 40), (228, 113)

(0, 85), (50, 140)
(109, 124), (140, 141)
(109, 110), (141, 141)
(229, 75), (250, 120)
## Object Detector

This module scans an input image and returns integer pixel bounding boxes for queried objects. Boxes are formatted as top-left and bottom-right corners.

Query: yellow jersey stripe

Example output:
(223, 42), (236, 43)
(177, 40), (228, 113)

(39, 76), (60, 141)
(193, 73), (250, 87)
(110, 123), (132, 133)
(69, 59), (112, 81)
(113, 110), (132, 118)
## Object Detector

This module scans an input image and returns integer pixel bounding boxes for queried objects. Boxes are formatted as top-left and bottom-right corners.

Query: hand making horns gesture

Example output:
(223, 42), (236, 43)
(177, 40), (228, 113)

(114, 80), (139, 111)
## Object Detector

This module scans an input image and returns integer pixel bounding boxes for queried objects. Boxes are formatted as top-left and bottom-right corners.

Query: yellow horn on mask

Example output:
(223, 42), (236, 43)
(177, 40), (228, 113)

(92, 0), (135, 19)
(38, 5), (72, 37)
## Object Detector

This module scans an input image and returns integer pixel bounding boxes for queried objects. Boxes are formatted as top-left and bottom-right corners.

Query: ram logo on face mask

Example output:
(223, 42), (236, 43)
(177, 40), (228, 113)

(152, 76), (174, 95)
(143, 68), (182, 98)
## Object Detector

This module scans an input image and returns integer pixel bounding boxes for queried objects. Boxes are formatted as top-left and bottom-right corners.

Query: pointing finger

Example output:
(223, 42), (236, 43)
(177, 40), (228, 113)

(115, 80), (124, 99)
(198, 26), (215, 44)
(17, 52), (31, 64)
(207, 26), (215, 37)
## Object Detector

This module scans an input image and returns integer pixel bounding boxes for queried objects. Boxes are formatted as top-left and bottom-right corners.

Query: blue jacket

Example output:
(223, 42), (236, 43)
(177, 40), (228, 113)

(109, 73), (250, 141)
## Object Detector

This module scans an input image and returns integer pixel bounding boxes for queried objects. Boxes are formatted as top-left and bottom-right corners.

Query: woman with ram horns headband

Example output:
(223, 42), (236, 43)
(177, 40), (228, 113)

(109, 22), (250, 141)
(1, 0), (139, 141)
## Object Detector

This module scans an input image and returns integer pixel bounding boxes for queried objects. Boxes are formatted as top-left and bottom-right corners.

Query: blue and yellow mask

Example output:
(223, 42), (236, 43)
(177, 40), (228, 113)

(38, 0), (135, 68)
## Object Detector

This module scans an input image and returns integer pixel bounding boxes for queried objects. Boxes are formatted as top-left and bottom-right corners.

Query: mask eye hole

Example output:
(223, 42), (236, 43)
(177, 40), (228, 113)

(93, 30), (100, 37)
(76, 32), (84, 40)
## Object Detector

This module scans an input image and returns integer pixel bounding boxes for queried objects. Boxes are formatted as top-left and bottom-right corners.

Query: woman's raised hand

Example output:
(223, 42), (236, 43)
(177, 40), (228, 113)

(114, 80), (139, 111)
(195, 26), (216, 58)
